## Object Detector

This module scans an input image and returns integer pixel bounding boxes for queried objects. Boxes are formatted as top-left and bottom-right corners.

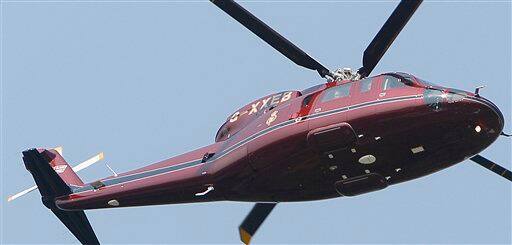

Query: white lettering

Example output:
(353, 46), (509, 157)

(229, 111), (240, 122)
(270, 94), (281, 106)
(281, 91), (293, 102)
(260, 97), (271, 109)
(248, 102), (260, 115)
(266, 110), (279, 126)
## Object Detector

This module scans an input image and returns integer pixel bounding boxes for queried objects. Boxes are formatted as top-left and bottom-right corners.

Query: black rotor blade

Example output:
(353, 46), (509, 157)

(210, 0), (331, 78)
(358, 0), (423, 78)
(239, 203), (277, 244)
(470, 155), (511, 181)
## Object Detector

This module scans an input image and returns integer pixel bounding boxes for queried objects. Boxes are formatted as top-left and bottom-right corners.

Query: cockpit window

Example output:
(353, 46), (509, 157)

(395, 72), (416, 85)
(359, 78), (372, 93)
(321, 83), (352, 102)
(382, 75), (406, 90)
(416, 77), (438, 87)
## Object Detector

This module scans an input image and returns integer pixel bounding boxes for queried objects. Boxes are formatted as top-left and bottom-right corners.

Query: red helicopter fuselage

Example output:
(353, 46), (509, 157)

(52, 72), (503, 211)
(14, 1), (509, 243)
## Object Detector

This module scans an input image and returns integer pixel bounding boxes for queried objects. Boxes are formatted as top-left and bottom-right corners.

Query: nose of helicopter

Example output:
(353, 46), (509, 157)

(443, 89), (504, 147)
(473, 96), (505, 130)
(424, 87), (504, 134)
(415, 87), (505, 176)
(423, 87), (504, 155)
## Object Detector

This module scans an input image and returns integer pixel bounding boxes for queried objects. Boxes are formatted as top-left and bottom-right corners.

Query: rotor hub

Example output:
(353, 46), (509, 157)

(329, 68), (361, 82)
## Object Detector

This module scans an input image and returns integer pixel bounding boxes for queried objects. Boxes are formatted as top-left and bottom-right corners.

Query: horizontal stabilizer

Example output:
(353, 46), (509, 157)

(51, 208), (99, 245)
(22, 149), (100, 244)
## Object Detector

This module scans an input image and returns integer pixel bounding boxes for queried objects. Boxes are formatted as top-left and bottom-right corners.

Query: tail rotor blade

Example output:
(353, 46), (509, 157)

(358, 0), (423, 78)
(470, 155), (511, 181)
(7, 185), (38, 202)
(7, 151), (104, 202)
(53, 146), (63, 156)
(72, 152), (104, 172)
(239, 203), (277, 244)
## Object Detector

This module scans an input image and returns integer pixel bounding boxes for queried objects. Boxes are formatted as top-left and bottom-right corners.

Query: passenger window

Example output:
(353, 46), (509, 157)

(321, 83), (352, 102)
(359, 78), (372, 93)
(302, 94), (314, 107)
(382, 76), (405, 90)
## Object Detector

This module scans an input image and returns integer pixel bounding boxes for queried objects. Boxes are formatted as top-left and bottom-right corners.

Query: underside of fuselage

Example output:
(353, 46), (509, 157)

(224, 92), (503, 202)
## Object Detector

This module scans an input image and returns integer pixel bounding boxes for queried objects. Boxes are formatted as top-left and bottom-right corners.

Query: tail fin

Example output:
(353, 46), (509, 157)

(45, 148), (85, 187)
(8, 150), (104, 202)
(22, 148), (100, 244)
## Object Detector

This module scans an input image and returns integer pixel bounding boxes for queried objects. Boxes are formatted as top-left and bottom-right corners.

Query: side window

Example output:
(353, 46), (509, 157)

(359, 78), (372, 93)
(321, 83), (352, 103)
(302, 94), (314, 108)
(382, 76), (405, 91)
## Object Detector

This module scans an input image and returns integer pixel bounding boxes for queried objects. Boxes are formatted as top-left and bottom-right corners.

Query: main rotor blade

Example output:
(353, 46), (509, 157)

(239, 203), (277, 244)
(358, 0), (423, 78)
(470, 155), (511, 181)
(210, 0), (331, 78)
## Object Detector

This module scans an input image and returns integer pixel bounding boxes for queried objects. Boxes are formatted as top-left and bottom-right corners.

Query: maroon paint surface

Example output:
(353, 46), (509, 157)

(54, 73), (503, 211)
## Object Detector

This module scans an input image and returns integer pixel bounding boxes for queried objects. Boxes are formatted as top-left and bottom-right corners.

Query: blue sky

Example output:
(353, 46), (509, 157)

(1, 1), (511, 244)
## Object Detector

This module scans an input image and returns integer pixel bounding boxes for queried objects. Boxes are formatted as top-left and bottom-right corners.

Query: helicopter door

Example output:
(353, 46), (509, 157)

(352, 77), (379, 104)
(377, 75), (410, 100)
(309, 82), (355, 130)
(307, 122), (357, 153)
(346, 76), (380, 123)
(307, 82), (358, 153)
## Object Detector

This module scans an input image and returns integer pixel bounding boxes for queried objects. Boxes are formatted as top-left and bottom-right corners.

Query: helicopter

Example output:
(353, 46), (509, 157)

(7, 0), (511, 244)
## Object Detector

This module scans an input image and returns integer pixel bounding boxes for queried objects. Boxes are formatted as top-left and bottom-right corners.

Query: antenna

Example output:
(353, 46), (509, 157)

(105, 163), (118, 177)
